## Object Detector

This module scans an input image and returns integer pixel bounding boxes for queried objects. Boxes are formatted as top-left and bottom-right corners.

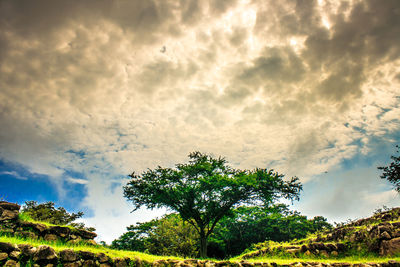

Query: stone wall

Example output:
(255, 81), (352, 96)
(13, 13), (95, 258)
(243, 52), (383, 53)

(1, 241), (400, 267)
(0, 201), (96, 244)
(241, 207), (400, 260)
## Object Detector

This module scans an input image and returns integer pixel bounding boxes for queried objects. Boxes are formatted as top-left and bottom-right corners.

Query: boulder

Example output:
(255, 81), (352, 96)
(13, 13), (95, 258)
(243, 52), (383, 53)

(83, 260), (97, 267)
(79, 250), (95, 260)
(64, 263), (81, 267)
(0, 202), (20, 211)
(4, 259), (18, 267)
(114, 257), (128, 267)
(60, 249), (78, 262)
(96, 252), (109, 263)
(49, 226), (70, 237)
(9, 250), (20, 259)
(44, 234), (59, 242)
(75, 229), (97, 240)
(380, 237), (400, 256)
(33, 245), (57, 262)
(0, 242), (18, 253)
(0, 210), (19, 221)
(0, 252), (8, 261)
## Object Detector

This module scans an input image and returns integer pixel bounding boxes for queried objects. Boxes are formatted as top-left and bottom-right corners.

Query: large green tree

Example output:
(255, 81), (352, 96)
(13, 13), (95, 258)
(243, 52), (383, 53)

(123, 152), (302, 257)
(378, 145), (400, 192)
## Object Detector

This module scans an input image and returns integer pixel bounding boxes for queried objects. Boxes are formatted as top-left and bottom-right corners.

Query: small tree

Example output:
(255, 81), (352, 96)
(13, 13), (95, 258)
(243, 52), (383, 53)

(21, 201), (95, 231)
(123, 152), (302, 257)
(378, 145), (400, 192)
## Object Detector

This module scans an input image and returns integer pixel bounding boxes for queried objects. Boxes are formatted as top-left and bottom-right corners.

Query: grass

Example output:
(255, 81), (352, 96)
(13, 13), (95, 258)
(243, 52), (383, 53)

(0, 234), (183, 263)
(2, 234), (400, 264)
(18, 212), (78, 230)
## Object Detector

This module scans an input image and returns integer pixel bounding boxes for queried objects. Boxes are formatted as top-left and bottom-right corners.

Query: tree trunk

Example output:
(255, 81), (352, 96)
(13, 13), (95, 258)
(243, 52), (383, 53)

(199, 232), (207, 258)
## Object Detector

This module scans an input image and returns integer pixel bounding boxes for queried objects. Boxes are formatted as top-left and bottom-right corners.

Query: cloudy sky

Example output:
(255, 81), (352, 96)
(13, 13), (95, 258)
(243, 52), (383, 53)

(0, 0), (400, 243)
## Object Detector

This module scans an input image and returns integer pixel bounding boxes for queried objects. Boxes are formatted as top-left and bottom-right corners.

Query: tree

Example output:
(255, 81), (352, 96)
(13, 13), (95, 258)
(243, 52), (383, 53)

(207, 204), (332, 258)
(378, 145), (400, 192)
(21, 201), (95, 232)
(111, 214), (199, 258)
(123, 151), (302, 257)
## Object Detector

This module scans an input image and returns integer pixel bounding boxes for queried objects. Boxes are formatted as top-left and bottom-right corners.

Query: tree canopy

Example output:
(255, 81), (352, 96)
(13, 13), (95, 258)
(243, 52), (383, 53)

(123, 151), (302, 257)
(378, 145), (400, 192)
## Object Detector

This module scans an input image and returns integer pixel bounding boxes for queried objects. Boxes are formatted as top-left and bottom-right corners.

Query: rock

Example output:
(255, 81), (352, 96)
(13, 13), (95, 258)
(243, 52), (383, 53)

(0, 201), (20, 211)
(387, 260), (400, 267)
(60, 249), (78, 262)
(9, 250), (20, 259)
(79, 250), (95, 260)
(0, 252), (8, 261)
(96, 253), (109, 263)
(0, 242), (18, 253)
(49, 226), (70, 237)
(114, 257), (128, 267)
(18, 244), (36, 257)
(0, 210), (19, 221)
(380, 237), (400, 255)
(75, 229), (97, 240)
(34, 223), (48, 233)
(319, 250), (329, 258)
(44, 234), (58, 242)
(83, 260), (96, 267)
(64, 263), (81, 267)
(4, 259), (18, 266)
(33, 245), (57, 262)
(100, 264), (112, 267)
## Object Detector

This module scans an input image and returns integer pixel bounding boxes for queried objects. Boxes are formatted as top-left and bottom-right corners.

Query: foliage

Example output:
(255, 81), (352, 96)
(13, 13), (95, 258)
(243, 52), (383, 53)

(112, 214), (199, 258)
(208, 204), (332, 258)
(112, 205), (331, 259)
(21, 201), (95, 232)
(378, 145), (400, 192)
(124, 152), (302, 257)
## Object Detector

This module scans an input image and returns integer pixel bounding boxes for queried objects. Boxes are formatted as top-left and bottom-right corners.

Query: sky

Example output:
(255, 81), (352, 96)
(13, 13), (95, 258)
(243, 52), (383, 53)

(0, 0), (399, 243)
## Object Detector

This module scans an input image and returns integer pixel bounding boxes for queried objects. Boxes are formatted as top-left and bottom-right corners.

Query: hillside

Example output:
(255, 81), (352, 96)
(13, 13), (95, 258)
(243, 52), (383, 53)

(2, 201), (400, 266)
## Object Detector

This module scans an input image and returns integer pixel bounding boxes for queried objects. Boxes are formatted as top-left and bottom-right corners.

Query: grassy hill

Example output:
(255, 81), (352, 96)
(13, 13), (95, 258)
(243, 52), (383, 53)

(2, 201), (400, 266)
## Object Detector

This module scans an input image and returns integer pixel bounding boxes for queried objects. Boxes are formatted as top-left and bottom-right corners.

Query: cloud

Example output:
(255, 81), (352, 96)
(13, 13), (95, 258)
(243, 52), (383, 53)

(0, 0), (399, 241)
(0, 171), (27, 180)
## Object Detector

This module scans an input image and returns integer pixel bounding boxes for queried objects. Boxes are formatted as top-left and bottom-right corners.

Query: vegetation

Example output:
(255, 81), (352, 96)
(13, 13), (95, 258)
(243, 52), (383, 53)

(111, 213), (198, 258)
(21, 201), (95, 231)
(0, 234), (182, 263)
(378, 145), (400, 192)
(111, 204), (332, 259)
(124, 152), (302, 257)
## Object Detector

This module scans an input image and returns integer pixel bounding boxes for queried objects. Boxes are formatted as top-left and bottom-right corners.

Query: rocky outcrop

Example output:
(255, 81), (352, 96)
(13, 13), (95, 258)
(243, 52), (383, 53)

(0, 201), (96, 244)
(242, 207), (400, 260)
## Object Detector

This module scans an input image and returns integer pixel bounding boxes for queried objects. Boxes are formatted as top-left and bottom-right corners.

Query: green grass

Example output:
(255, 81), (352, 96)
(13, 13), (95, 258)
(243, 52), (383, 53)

(18, 212), (77, 230)
(2, 234), (400, 264)
(0, 235), (183, 263)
